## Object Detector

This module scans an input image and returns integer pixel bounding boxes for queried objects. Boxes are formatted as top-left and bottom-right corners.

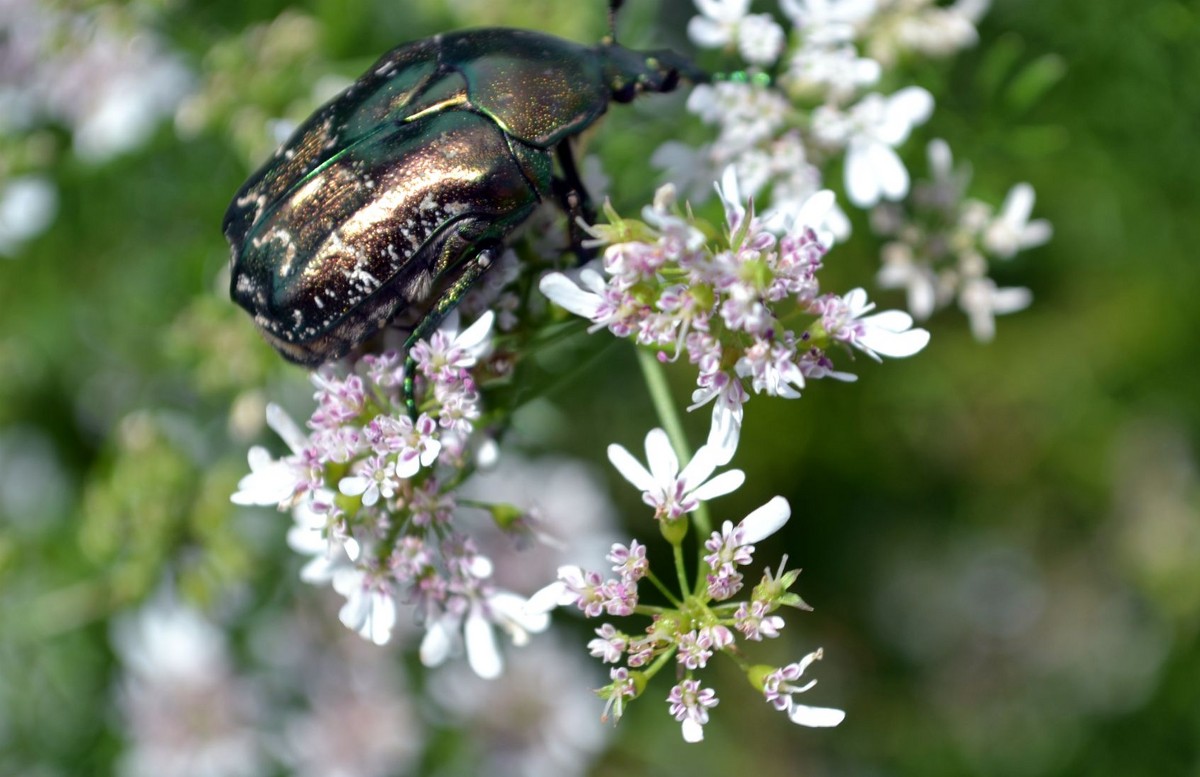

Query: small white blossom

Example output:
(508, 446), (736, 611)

(823, 287), (931, 360)
(607, 429), (745, 521)
(814, 87), (934, 207)
(959, 276), (1032, 342)
(984, 182), (1053, 259)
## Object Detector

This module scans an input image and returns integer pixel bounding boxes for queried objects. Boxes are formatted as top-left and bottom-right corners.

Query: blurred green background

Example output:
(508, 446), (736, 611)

(1, 0), (1197, 775)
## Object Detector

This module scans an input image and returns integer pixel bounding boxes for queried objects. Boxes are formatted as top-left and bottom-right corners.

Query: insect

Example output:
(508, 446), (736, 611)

(224, 2), (702, 409)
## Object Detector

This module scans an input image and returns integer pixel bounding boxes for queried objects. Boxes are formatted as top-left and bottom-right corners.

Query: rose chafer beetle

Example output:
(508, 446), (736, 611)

(224, 3), (703, 407)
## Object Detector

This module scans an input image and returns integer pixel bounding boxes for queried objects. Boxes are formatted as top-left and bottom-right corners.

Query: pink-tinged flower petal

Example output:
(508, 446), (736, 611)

(740, 496), (790, 543)
(689, 469), (746, 502)
(788, 703), (846, 727)
(607, 444), (657, 492)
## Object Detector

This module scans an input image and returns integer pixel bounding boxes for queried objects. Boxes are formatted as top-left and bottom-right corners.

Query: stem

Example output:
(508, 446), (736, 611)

(635, 346), (714, 537)
(673, 543), (690, 597)
(635, 347), (691, 473)
(645, 569), (683, 607)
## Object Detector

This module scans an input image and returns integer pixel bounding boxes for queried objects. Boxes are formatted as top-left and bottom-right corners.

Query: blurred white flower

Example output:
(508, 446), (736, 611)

(984, 182), (1053, 259)
(429, 635), (610, 777)
(814, 87), (934, 207)
(958, 276), (1032, 342)
(0, 175), (57, 256)
(112, 597), (265, 777)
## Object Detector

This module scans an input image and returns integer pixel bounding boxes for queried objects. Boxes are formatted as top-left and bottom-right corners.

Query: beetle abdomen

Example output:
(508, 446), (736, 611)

(231, 109), (539, 364)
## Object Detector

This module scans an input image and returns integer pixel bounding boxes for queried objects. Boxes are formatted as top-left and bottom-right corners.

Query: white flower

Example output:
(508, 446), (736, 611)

(607, 429), (745, 520)
(465, 593), (551, 679)
(816, 87), (934, 207)
(983, 182), (1053, 259)
(687, 0), (790, 67)
(877, 241), (939, 319)
(423, 592), (550, 679)
(785, 38), (881, 102)
(231, 445), (303, 506)
(827, 288), (931, 360)
(539, 267), (607, 321)
(332, 568), (396, 646)
(286, 492), (357, 584)
(737, 14), (787, 65)
(231, 403), (310, 506)
(762, 649), (847, 728)
(780, 0), (878, 31)
(958, 276), (1032, 342)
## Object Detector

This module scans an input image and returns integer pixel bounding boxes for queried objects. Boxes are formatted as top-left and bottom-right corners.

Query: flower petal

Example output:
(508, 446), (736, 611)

(465, 607), (502, 679)
(539, 272), (602, 318)
(644, 428), (680, 486)
(690, 469), (746, 502)
(788, 703), (846, 728)
(607, 444), (657, 492)
(740, 496), (790, 543)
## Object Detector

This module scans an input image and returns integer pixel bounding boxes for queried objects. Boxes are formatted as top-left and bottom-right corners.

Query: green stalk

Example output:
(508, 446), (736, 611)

(635, 346), (716, 597)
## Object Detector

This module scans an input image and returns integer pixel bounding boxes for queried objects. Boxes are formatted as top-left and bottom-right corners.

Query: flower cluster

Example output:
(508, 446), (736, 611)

(655, 0), (1047, 340)
(231, 312), (549, 678)
(530, 428), (845, 742)
(540, 172), (929, 451)
(873, 139), (1052, 340)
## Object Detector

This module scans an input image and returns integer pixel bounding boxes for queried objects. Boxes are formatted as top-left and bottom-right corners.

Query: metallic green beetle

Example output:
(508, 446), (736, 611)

(224, 21), (702, 373)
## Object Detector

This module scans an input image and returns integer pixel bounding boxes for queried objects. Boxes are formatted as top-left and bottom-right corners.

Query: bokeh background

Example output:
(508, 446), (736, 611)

(1, 0), (1198, 775)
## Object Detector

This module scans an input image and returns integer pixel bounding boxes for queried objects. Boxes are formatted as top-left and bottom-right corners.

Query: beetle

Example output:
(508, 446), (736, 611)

(224, 3), (703, 407)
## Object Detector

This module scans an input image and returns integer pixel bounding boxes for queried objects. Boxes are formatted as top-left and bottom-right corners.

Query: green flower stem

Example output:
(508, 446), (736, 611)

(673, 542), (690, 597)
(645, 569), (684, 607)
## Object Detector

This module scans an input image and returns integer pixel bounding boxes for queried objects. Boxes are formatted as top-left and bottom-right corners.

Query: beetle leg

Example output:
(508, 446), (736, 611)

(402, 241), (504, 419)
(552, 140), (597, 263)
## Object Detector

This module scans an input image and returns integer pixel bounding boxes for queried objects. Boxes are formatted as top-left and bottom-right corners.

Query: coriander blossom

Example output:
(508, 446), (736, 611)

(534, 423), (839, 741)
(872, 139), (1049, 339)
(541, 173), (930, 456)
(607, 428), (745, 522)
(759, 649), (847, 727)
(984, 182), (1053, 259)
(668, 679), (720, 742)
(813, 87), (935, 207)
(233, 311), (552, 677)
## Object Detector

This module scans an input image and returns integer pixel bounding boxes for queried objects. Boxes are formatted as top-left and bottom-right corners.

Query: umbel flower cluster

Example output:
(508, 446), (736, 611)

(529, 428), (846, 742)
(658, 0), (1050, 341)
(541, 171), (929, 453)
(232, 312), (551, 679)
